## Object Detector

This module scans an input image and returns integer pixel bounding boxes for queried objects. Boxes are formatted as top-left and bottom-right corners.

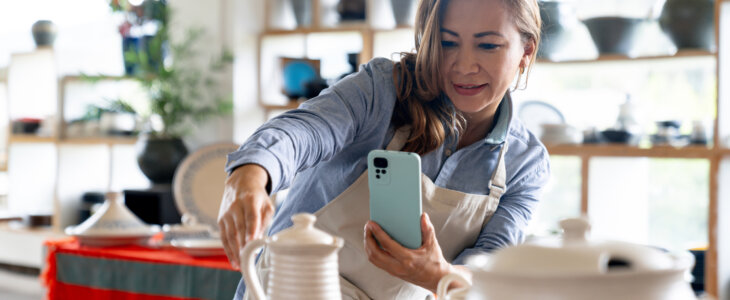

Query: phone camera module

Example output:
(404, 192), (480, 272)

(374, 157), (388, 168)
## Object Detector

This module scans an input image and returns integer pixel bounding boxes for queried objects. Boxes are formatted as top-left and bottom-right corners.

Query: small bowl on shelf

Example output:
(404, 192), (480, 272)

(600, 129), (637, 144)
(583, 17), (643, 56)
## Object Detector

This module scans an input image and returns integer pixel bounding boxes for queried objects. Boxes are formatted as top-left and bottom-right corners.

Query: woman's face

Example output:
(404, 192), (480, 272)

(440, 0), (533, 122)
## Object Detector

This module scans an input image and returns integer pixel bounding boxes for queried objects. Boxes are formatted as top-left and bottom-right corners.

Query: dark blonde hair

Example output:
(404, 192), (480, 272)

(392, 0), (541, 155)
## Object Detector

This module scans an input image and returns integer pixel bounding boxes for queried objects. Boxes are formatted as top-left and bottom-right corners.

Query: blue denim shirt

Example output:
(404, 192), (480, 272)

(226, 58), (550, 297)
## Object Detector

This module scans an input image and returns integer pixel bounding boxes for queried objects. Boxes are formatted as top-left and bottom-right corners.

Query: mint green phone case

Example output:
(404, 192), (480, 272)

(368, 149), (422, 249)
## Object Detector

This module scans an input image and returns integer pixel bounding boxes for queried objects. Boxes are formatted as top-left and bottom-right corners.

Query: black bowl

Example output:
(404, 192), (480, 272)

(583, 17), (643, 56)
(601, 129), (634, 144)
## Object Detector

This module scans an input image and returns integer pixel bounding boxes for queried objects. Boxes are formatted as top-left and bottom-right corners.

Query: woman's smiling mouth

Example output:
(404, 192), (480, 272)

(453, 83), (488, 96)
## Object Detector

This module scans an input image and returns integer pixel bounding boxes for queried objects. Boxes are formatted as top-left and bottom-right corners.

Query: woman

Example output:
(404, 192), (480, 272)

(219, 0), (549, 298)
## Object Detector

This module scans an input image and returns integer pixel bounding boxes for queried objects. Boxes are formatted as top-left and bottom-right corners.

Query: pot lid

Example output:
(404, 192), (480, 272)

(477, 217), (688, 275)
(66, 193), (158, 237)
(270, 213), (338, 247)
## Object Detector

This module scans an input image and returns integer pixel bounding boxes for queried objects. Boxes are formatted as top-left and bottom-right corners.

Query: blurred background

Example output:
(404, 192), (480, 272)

(0, 0), (729, 299)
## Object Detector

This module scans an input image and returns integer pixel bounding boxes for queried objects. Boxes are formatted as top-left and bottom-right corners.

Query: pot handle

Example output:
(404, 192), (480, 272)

(437, 272), (471, 300)
(239, 238), (267, 300)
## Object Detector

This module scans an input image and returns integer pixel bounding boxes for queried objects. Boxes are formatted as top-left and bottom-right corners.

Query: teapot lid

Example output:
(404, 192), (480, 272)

(270, 213), (337, 246)
(474, 217), (687, 275)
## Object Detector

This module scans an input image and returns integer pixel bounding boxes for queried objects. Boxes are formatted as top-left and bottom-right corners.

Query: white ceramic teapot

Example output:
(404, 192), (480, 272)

(438, 217), (697, 300)
(240, 213), (344, 300)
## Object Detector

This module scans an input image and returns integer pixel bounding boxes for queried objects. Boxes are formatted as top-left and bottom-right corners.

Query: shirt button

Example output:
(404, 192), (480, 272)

(444, 149), (452, 156)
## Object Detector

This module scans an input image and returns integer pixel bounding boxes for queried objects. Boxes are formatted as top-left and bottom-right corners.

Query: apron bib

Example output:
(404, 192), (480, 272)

(247, 127), (508, 299)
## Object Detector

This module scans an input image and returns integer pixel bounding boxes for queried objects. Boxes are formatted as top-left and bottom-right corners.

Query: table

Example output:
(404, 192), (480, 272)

(42, 238), (240, 300)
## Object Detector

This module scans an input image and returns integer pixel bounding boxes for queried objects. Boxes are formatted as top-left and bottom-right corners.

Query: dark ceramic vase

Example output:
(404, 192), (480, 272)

(659, 0), (715, 51)
(136, 136), (189, 184)
(291, 0), (312, 27)
(32, 20), (57, 47)
(391, 0), (418, 26)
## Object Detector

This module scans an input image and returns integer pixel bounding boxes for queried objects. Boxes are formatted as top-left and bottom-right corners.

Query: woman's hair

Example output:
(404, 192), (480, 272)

(392, 0), (541, 155)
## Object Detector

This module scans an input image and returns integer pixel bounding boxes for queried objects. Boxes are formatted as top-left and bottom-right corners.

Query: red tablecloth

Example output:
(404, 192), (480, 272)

(42, 237), (240, 300)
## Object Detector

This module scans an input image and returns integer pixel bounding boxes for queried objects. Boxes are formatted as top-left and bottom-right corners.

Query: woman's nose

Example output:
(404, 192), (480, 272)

(454, 47), (479, 75)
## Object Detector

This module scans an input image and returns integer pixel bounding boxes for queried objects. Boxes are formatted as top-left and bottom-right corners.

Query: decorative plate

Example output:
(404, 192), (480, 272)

(172, 143), (240, 233)
(170, 238), (225, 257)
(517, 100), (566, 138)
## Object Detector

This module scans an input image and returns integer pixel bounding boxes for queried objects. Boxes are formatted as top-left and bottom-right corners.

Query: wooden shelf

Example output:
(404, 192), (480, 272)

(546, 144), (718, 158)
(60, 74), (131, 83)
(8, 135), (57, 143)
(537, 49), (715, 64)
(8, 135), (137, 145)
(60, 137), (138, 145)
(262, 24), (412, 36)
(262, 101), (302, 111)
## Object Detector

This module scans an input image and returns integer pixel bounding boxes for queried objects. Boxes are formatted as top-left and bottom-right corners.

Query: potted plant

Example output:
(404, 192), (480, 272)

(115, 0), (233, 184)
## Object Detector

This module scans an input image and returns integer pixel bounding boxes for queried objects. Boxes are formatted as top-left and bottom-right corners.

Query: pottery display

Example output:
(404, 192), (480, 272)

(337, 0), (367, 21)
(240, 213), (344, 300)
(390, 0), (418, 26)
(136, 135), (188, 184)
(583, 17), (643, 56)
(291, 0), (312, 27)
(437, 217), (696, 300)
(172, 143), (240, 230)
(159, 214), (215, 246)
(170, 238), (225, 257)
(537, 0), (579, 59)
(32, 20), (57, 47)
(659, 0), (715, 51)
(65, 193), (159, 247)
(540, 123), (582, 145)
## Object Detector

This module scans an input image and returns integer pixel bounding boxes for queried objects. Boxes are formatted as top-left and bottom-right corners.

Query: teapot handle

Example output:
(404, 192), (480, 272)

(239, 238), (267, 300)
(436, 272), (471, 299)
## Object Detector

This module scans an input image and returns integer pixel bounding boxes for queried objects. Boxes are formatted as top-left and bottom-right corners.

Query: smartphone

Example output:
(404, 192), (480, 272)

(368, 149), (423, 249)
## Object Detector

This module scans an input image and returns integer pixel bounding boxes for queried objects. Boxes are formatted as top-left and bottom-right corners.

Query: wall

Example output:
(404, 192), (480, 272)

(168, 0), (236, 150)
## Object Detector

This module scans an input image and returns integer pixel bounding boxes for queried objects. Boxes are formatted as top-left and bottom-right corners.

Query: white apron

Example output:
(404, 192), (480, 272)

(248, 126), (507, 299)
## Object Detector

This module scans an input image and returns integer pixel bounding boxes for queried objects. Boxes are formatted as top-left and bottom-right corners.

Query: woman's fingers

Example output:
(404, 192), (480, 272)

(420, 213), (436, 248)
(366, 221), (405, 254)
(220, 218), (240, 269)
(364, 223), (401, 269)
(232, 206), (248, 249)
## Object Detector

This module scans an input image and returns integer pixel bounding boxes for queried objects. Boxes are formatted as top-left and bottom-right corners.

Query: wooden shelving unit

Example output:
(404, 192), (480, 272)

(7, 134), (57, 144)
(546, 144), (718, 159)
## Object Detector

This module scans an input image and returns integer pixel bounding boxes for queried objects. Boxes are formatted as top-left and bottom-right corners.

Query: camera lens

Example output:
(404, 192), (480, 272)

(374, 157), (388, 168)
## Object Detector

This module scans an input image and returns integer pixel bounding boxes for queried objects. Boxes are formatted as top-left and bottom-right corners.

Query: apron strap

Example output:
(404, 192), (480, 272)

(487, 142), (508, 199)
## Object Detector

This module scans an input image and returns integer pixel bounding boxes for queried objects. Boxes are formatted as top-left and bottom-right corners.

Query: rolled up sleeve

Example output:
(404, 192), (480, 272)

(225, 58), (397, 195)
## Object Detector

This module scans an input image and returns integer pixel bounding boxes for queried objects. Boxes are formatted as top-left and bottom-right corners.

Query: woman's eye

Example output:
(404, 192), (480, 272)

(441, 41), (457, 48)
(479, 43), (500, 50)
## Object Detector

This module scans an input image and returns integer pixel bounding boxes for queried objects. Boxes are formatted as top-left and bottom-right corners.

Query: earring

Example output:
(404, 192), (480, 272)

(520, 66), (525, 74)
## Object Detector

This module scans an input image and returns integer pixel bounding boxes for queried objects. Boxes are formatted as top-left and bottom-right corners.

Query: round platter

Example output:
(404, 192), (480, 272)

(172, 143), (240, 232)
(170, 239), (225, 257)
(517, 100), (565, 138)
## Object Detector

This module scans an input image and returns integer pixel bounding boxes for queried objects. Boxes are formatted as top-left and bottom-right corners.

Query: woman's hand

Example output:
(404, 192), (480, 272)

(363, 213), (453, 293)
(218, 164), (274, 270)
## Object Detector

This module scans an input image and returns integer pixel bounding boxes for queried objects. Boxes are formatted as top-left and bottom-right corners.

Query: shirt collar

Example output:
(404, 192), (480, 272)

(484, 92), (512, 145)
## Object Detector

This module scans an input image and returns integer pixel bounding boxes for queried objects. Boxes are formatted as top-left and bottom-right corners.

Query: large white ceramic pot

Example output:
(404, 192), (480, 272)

(240, 213), (344, 300)
(438, 217), (696, 300)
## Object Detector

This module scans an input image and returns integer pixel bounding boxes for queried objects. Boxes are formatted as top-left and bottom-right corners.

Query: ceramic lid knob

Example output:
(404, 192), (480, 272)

(560, 217), (591, 245)
(271, 213), (340, 247)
